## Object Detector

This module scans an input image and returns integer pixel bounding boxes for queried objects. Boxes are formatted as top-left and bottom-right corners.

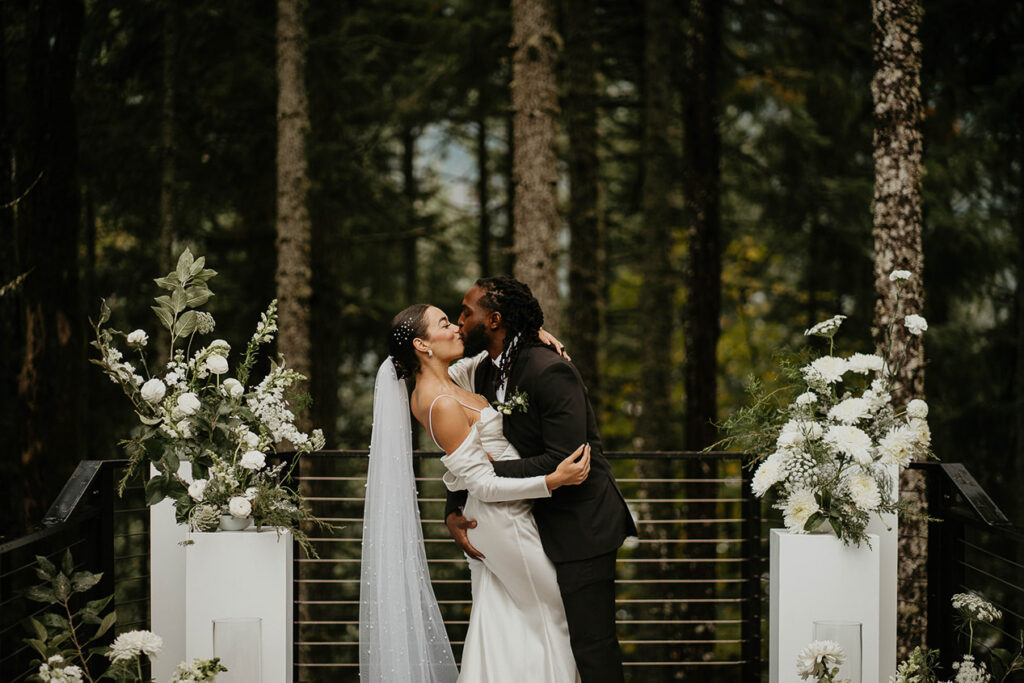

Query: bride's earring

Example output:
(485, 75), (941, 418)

(427, 349), (433, 358)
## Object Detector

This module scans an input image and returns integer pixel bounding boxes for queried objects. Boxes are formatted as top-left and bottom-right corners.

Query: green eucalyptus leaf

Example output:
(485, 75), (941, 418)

(145, 475), (167, 505)
(53, 574), (71, 601)
(176, 249), (195, 281)
(39, 612), (70, 630)
(71, 571), (103, 593)
(185, 285), (213, 308)
(61, 550), (74, 577)
(171, 286), (189, 314)
(25, 585), (57, 603)
(152, 305), (174, 331)
(189, 256), (206, 276)
(24, 637), (48, 658)
(85, 595), (114, 614)
(36, 555), (57, 578)
(195, 268), (218, 282)
(94, 611), (117, 640)
(99, 299), (111, 325)
(154, 275), (179, 290)
(176, 310), (199, 339)
(29, 616), (47, 642)
(50, 632), (69, 648)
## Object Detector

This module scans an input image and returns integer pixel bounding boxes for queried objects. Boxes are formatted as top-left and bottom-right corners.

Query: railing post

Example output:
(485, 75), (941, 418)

(96, 463), (117, 627)
(741, 462), (763, 682)
(925, 465), (963, 669)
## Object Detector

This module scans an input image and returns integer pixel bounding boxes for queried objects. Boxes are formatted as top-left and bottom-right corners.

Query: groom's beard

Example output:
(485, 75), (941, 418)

(462, 326), (491, 357)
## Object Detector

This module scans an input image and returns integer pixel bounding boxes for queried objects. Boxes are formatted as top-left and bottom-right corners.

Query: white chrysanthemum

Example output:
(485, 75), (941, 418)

(240, 450), (266, 470)
(752, 454), (783, 497)
(140, 378), (167, 403)
(779, 420), (824, 448)
(828, 397), (870, 424)
(188, 479), (208, 502)
(878, 425), (917, 467)
(176, 392), (201, 416)
(847, 472), (881, 511)
(889, 270), (911, 282)
(796, 640), (845, 680)
(824, 425), (873, 465)
(847, 352), (885, 374)
(205, 355), (228, 375)
(795, 392), (818, 407)
(781, 489), (819, 533)
(228, 496), (252, 519)
(803, 356), (849, 385)
(804, 315), (847, 338)
(222, 377), (244, 398)
(952, 593), (1002, 623)
(904, 314), (928, 336)
(107, 630), (163, 663)
(127, 329), (149, 347)
(906, 399), (928, 419)
(908, 418), (931, 448)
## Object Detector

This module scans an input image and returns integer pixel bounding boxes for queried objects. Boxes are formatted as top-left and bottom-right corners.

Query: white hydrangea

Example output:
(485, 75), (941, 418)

(141, 378), (166, 403)
(188, 479), (208, 502)
(847, 471), (881, 511)
(228, 496), (252, 519)
(176, 392), (201, 416)
(205, 355), (228, 375)
(127, 329), (149, 347)
(803, 356), (849, 385)
(889, 270), (911, 282)
(906, 399), (928, 419)
(781, 489), (819, 533)
(222, 378), (244, 398)
(796, 640), (845, 680)
(795, 392), (818, 407)
(878, 425), (918, 467)
(847, 352), (885, 374)
(824, 425), (873, 465)
(904, 314), (928, 336)
(240, 451), (266, 471)
(828, 397), (870, 424)
(804, 315), (847, 338)
(107, 630), (163, 663)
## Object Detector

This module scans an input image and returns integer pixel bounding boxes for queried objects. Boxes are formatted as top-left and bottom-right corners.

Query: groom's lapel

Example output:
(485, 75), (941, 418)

(476, 357), (497, 402)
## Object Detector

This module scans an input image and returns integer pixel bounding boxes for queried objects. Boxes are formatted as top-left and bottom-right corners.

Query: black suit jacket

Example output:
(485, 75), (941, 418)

(445, 342), (637, 563)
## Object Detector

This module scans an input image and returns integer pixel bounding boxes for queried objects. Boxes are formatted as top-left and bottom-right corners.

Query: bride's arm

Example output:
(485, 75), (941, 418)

(447, 351), (488, 392)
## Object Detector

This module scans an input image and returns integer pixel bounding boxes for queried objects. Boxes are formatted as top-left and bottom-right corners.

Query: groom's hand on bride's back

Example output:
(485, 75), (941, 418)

(445, 511), (485, 560)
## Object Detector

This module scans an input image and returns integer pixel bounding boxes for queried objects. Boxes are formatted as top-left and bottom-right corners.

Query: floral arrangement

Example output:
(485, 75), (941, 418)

(720, 270), (932, 546)
(90, 249), (328, 552)
(889, 592), (1023, 683)
(797, 640), (849, 682)
(25, 552), (225, 683)
(492, 387), (529, 415)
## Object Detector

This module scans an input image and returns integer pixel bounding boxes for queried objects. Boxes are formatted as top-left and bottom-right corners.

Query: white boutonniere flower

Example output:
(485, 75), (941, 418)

(492, 387), (529, 415)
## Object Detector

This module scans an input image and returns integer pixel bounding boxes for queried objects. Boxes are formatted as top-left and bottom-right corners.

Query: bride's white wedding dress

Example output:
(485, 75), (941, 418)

(433, 355), (580, 683)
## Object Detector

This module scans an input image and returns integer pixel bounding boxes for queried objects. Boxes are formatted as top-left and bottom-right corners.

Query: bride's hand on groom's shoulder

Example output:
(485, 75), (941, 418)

(538, 328), (571, 361)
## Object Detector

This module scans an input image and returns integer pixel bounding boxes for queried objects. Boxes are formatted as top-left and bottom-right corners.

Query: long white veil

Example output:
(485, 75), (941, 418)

(359, 357), (459, 682)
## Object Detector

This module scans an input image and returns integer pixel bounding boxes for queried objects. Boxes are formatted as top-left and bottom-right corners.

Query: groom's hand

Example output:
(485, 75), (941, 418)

(445, 511), (485, 560)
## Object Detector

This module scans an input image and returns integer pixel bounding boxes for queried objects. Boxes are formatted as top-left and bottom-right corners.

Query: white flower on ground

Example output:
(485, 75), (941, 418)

(228, 496), (252, 519)
(828, 397), (870, 424)
(796, 640), (846, 680)
(107, 630), (163, 663)
(781, 489), (819, 533)
(907, 399), (928, 419)
(176, 392), (201, 416)
(140, 378), (167, 403)
(904, 314), (928, 336)
(947, 654), (991, 683)
(824, 425), (873, 465)
(952, 593), (1002, 623)
(889, 269), (911, 282)
(209, 339), (230, 354)
(878, 425), (918, 467)
(848, 472), (881, 511)
(188, 479), (208, 502)
(847, 352), (885, 374)
(803, 356), (849, 385)
(222, 377), (244, 398)
(127, 329), (149, 347)
(751, 453), (783, 497)
(205, 355), (229, 375)
(804, 315), (847, 338)
(795, 392), (818, 407)
(240, 450), (266, 470)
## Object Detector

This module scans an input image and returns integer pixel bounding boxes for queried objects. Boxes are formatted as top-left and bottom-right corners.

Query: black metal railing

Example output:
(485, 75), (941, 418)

(916, 462), (1024, 671)
(0, 460), (150, 682)
(291, 450), (763, 682)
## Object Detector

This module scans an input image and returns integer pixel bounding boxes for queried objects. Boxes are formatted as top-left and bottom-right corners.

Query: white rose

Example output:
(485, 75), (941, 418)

(243, 430), (260, 448)
(888, 269), (911, 282)
(209, 339), (231, 355)
(127, 329), (149, 346)
(188, 479), (208, 502)
(223, 378), (244, 398)
(240, 450), (266, 470)
(907, 399), (928, 419)
(140, 378), (167, 403)
(205, 355), (229, 375)
(228, 496), (252, 518)
(176, 392), (201, 416)
(904, 314), (928, 336)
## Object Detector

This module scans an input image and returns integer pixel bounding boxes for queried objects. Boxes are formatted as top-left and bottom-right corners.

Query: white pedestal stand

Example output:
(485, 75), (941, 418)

(150, 462), (193, 682)
(770, 529), (881, 683)
(866, 466), (899, 681)
(185, 528), (294, 682)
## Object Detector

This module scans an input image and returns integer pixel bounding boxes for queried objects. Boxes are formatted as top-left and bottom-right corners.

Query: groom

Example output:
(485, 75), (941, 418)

(447, 276), (637, 683)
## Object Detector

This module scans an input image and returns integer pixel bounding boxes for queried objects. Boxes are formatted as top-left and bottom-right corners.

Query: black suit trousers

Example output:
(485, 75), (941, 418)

(554, 550), (625, 683)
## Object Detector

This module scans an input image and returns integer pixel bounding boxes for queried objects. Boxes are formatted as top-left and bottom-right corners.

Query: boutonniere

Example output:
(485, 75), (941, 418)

(493, 387), (529, 415)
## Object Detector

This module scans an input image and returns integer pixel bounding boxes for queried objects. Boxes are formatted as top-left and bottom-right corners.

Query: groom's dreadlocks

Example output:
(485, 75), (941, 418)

(475, 276), (544, 390)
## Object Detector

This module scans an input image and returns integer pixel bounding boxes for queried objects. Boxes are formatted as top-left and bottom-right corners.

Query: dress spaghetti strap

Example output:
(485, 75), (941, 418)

(428, 394), (483, 449)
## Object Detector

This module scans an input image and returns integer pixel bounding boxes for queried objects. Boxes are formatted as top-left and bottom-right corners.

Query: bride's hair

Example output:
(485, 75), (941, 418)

(388, 304), (431, 379)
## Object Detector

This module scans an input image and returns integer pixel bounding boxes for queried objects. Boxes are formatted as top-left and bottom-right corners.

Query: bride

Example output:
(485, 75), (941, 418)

(360, 303), (588, 682)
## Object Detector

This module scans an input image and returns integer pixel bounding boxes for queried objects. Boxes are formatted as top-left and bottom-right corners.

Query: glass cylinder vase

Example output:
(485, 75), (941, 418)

(813, 620), (862, 683)
(213, 617), (262, 682)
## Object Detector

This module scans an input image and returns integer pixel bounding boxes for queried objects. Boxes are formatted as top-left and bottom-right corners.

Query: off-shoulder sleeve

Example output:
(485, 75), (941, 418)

(447, 351), (488, 392)
(440, 426), (551, 502)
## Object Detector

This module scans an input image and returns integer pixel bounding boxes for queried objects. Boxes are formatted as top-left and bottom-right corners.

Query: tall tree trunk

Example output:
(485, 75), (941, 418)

(275, 0), (312, 431)
(682, 0), (722, 451)
(401, 127), (418, 303)
(639, 0), (674, 449)
(510, 0), (561, 334)
(502, 108), (516, 274)
(17, 0), (85, 525)
(870, 0), (926, 658)
(565, 0), (602, 404)
(155, 0), (177, 362)
(477, 100), (492, 276)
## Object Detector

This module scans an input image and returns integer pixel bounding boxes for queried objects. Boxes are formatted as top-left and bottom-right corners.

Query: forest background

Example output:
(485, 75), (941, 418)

(1, 0), (1022, 552)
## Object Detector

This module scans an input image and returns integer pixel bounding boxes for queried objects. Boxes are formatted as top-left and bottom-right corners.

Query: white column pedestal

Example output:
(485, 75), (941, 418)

(184, 528), (294, 682)
(770, 529), (881, 683)
(150, 462), (193, 682)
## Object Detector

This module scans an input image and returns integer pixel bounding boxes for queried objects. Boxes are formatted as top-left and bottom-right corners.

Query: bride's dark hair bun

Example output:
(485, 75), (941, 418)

(389, 304), (431, 379)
